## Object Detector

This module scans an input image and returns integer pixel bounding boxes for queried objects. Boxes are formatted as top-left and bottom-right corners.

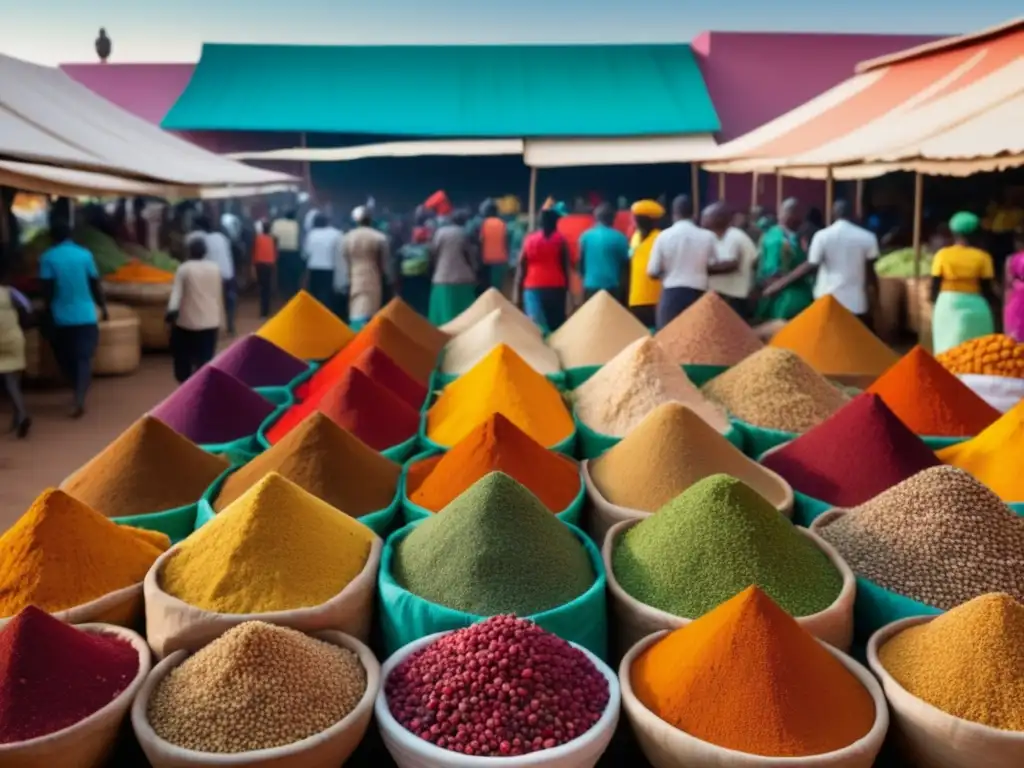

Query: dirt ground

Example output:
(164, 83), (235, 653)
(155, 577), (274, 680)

(0, 301), (264, 534)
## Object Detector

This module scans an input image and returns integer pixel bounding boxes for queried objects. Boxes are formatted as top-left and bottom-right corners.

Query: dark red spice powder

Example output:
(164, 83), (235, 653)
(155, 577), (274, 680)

(386, 615), (608, 757)
(761, 393), (940, 507)
(0, 606), (138, 744)
(351, 345), (428, 410)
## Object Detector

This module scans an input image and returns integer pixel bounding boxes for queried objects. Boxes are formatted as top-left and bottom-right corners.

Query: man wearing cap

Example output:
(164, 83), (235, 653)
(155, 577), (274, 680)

(930, 211), (997, 353)
(627, 199), (665, 327)
(341, 206), (392, 329)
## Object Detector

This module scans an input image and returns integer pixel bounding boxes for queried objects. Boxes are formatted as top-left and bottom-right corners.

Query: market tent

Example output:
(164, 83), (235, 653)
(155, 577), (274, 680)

(163, 43), (720, 138)
(523, 135), (719, 168)
(702, 19), (1024, 178)
(0, 52), (295, 191)
(227, 140), (525, 162)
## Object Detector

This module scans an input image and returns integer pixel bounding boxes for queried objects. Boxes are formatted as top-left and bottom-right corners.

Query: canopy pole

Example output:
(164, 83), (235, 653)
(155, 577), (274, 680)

(717, 172), (726, 201)
(301, 132), (312, 193)
(912, 172), (925, 345)
(855, 179), (865, 220)
(751, 172), (759, 211)
(775, 172), (783, 211)
(528, 166), (538, 231)
(825, 167), (835, 225)
(691, 164), (700, 212)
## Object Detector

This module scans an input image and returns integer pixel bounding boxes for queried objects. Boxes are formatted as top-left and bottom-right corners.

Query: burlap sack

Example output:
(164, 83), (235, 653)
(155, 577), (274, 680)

(583, 460), (793, 547)
(0, 583), (144, 630)
(620, 630), (888, 768)
(603, 521), (855, 656)
(867, 617), (1024, 768)
(144, 536), (382, 659)
(0, 624), (150, 768)
(132, 630), (379, 768)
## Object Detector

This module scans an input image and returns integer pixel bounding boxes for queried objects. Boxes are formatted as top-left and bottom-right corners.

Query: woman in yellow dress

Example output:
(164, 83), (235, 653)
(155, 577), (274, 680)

(930, 211), (997, 354)
(627, 199), (665, 328)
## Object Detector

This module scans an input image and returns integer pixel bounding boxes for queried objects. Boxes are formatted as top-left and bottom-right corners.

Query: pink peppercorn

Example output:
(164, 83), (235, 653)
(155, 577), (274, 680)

(386, 616), (609, 757)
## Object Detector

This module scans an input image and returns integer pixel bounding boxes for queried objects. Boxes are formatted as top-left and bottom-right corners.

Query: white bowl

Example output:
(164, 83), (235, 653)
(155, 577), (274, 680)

(131, 629), (379, 767)
(375, 630), (620, 768)
(0, 623), (151, 768)
(619, 630), (888, 768)
(867, 616), (1024, 768)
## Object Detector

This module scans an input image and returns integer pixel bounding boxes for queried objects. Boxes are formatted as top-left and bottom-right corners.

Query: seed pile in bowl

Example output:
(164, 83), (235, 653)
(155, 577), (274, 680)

(147, 622), (366, 753)
(703, 347), (849, 432)
(0, 606), (138, 743)
(813, 466), (1024, 609)
(613, 474), (841, 619)
(386, 615), (609, 756)
(655, 292), (763, 366)
(878, 593), (1024, 730)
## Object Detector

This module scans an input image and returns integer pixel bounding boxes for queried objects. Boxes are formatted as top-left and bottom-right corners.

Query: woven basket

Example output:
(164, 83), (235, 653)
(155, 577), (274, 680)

(101, 281), (174, 306)
(23, 327), (62, 382)
(905, 277), (933, 345)
(95, 304), (141, 376)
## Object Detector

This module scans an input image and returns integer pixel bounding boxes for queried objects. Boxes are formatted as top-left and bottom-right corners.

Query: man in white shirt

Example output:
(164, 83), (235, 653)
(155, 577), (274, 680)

(192, 217), (237, 336)
(647, 195), (720, 330)
(703, 202), (759, 320)
(302, 212), (343, 312)
(166, 237), (223, 383)
(806, 200), (880, 319)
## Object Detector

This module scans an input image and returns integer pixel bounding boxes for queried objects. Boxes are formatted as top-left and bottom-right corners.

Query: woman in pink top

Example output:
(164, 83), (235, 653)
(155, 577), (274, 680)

(515, 208), (570, 332)
(1004, 229), (1024, 342)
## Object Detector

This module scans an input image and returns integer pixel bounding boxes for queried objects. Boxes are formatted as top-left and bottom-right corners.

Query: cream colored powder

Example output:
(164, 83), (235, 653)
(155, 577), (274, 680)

(441, 308), (561, 375)
(440, 288), (539, 337)
(547, 290), (650, 369)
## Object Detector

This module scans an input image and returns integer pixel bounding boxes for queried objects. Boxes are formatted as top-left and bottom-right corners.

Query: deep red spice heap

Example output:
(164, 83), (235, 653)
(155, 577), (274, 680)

(0, 606), (138, 744)
(386, 616), (608, 757)
(351, 346), (428, 410)
(761, 392), (940, 507)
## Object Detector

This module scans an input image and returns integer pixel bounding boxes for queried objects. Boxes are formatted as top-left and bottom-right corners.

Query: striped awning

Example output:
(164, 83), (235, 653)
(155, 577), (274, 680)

(704, 19), (1024, 177)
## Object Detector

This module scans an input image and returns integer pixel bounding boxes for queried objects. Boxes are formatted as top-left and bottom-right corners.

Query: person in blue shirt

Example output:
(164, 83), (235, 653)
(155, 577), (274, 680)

(39, 217), (108, 418)
(578, 203), (631, 303)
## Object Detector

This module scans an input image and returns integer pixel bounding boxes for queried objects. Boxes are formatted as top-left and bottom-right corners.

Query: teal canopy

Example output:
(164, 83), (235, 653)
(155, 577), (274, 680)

(163, 43), (720, 137)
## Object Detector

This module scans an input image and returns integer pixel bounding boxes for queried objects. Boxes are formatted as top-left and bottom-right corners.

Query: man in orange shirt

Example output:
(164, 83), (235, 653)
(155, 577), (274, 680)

(478, 199), (510, 293)
(252, 220), (278, 318)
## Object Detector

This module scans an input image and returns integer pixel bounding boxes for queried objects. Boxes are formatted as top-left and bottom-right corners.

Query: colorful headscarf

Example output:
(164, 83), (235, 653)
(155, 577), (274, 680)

(424, 190), (452, 216)
(949, 211), (980, 235)
(631, 199), (665, 219)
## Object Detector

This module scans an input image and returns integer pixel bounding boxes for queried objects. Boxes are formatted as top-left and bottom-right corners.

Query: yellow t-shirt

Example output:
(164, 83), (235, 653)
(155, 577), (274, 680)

(931, 245), (995, 294)
(629, 230), (662, 307)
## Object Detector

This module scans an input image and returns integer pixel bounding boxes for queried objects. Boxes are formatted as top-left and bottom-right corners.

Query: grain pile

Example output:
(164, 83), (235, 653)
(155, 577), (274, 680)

(147, 622), (366, 753)
(546, 290), (649, 369)
(574, 337), (728, 437)
(590, 403), (789, 512)
(62, 416), (228, 517)
(256, 290), (354, 360)
(393, 472), (593, 616)
(614, 475), (841, 619)
(442, 308), (560, 376)
(655, 292), (763, 366)
(703, 347), (849, 432)
(440, 288), (538, 337)
(878, 593), (1024, 730)
(813, 466), (1024, 609)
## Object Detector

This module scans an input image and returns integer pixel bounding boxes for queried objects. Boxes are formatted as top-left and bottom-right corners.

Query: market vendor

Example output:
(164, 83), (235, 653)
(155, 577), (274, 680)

(930, 211), (997, 354)
(756, 198), (814, 321)
(428, 209), (477, 326)
(627, 199), (665, 328)
(342, 206), (393, 329)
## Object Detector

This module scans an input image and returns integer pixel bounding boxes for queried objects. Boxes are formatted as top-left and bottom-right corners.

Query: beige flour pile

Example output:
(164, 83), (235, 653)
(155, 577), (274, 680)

(574, 337), (729, 437)
(547, 290), (650, 369)
(702, 347), (849, 432)
(589, 403), (791, 512)
(442, 308), (560, 375)
(656, 292), (764, 366)
(440, 288), (539, 337)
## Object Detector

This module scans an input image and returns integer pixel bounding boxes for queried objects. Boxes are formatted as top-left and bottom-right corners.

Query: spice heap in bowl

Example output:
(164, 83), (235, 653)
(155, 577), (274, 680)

(381, 616), (616, 759)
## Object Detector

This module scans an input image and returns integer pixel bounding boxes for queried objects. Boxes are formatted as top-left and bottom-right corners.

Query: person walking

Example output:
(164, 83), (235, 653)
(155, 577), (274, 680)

(647, 195), (718, 330)
(627, 199), (665, 328)
(930, 211), (998, 354)
(166, 237), (223, 383)
(515, 208), (570, 333)
(342, 206), (392, 329)
(0, 265), (31, 437)
(478, 199), (511, 292)
(703, 202), (759, 320)
(39, 217), (107, 418)
(756, 198), (815, 321)
(302, 212), (342, 311)
(193, 216), (237, 336)
(252, 219), (277, 318)
(1004, 229), (1024, 342)
(579, 203), (631, 303)
(270, 210), (302, 300)
(429, 210), (477, 326)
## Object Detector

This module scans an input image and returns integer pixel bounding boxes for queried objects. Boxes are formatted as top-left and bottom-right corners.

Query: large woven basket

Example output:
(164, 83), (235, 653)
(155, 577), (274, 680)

(101, 281), (173, 350)
(101, 281), (173, 306)
(94, 304), (141, 376)
(136, 304), (171, 350)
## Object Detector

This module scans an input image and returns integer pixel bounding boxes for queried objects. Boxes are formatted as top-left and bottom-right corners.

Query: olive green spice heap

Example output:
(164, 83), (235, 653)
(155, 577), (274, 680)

(393, 472), (594, 616)
(613, 474), (842, 619)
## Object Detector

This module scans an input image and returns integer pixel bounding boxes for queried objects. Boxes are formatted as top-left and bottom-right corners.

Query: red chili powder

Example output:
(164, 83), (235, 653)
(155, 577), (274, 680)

(761, 393), (940, 506)
(867, 346), (1000, 437)
(0, 606), (138, 744)
(351, 346), (428, 410)
(268, 367), (419, 450)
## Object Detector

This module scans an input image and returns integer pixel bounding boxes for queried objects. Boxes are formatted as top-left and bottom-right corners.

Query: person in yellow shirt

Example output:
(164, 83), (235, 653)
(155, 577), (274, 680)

(628, 199), (665, 328)
(930, 211), (997, 354)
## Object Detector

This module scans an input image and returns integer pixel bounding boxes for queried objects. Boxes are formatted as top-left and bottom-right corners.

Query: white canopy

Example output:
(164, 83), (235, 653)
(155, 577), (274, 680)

(227, 140), (525, 163)
(524, 134), (718, 168)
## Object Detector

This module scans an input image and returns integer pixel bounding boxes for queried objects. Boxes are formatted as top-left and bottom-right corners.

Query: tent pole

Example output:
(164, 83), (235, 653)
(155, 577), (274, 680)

(717, 172), (726, 201)
(691, 164), (700, 212)
(825, 167), (834, 224)
(912, 172), (925, 344)
(528, 166), (538, 231)
(301, 132), (312, 193)
(855, 179), (865, 220)
(751, 172), (758, 211)
(775, 172), (783, 211)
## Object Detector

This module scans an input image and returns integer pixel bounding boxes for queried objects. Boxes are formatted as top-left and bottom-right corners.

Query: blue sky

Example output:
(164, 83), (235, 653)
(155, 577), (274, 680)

(1, 0), (1018, 64)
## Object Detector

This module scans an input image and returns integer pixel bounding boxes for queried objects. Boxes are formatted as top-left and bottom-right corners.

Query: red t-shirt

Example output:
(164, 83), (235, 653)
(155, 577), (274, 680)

(522, 231), (568, 289)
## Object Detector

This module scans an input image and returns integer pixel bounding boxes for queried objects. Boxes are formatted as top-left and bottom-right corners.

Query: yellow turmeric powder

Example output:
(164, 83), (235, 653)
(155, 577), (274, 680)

(105, 261), (175, 284)
(0, 489), (170, 616)
(631, 586), (876, 757)
(426, 344), (574, 448)
(162, 473), (374, 614)
(936, 399), (1024, 501)
(256, 290), (355, 361)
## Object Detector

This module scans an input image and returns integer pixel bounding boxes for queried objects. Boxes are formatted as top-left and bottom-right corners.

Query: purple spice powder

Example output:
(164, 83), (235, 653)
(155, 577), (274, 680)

(210, 335), (308, 388)
(386, 616), (609, 757)
(150, 367), (275, 445)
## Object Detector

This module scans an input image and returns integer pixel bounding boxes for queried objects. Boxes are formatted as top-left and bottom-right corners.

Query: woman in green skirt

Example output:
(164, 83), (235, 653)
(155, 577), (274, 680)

(930, 211), (997, 353)
(428, 210), (479, 326)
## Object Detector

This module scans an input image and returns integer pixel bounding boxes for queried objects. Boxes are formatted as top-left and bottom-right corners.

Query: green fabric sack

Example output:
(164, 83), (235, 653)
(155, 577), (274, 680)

(112, 503), (198, 544)
(201, 434), (262, 463)
(1013, 503), (1024, 516)
(254, 385), (294, 408)
(399, 449), (585, 527)
(732, 419), (796, 459)
(378, 521), (608, 659)
(682, 364), (728, 387)
(920, 435), (966, 450)
(417, 405), (577, 458)
(562, 365), (601, 390)
(853, 576), (942, 648)
(789, 491), (834, 528)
